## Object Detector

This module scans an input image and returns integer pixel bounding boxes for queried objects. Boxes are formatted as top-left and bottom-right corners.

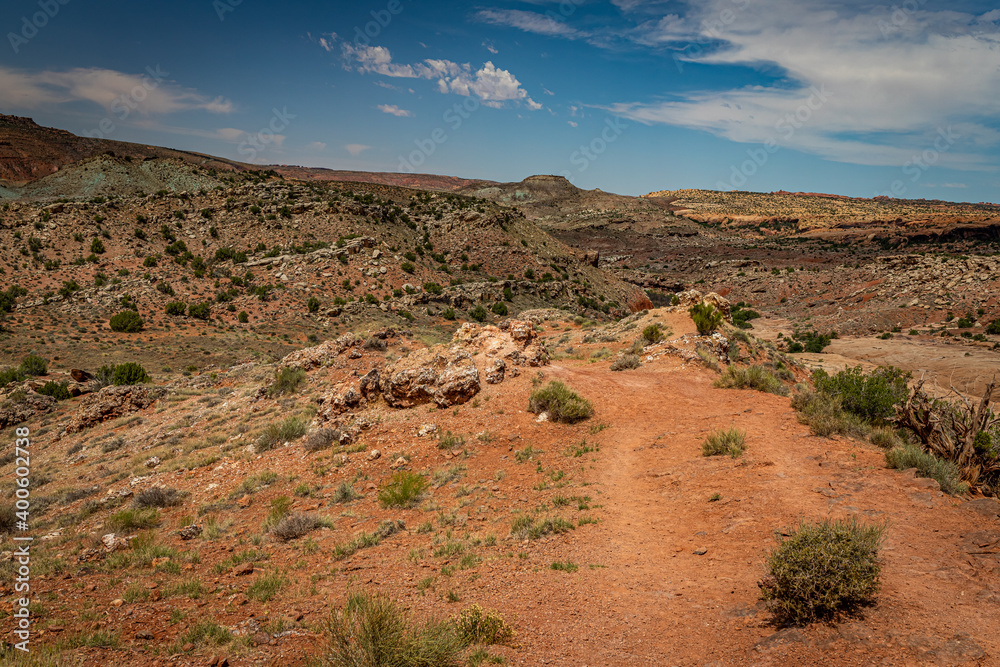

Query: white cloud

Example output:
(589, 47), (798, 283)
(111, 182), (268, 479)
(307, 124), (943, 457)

(339, 42), (541, 109)
(306, 141), (327, 151)
(609, 0), (1000, 169)
(476, 9), (580, 38)
(568, 120), (578, 127)
(345, 144), (372, 157)
(377, 104), (413, 117)
(0, 64), (233, 116)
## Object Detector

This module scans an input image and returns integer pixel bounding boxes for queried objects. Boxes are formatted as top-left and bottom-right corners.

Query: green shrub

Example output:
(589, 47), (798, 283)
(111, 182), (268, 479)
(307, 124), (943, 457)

(509, 515), (574, 540)
(714, 365), (789, 396)
(788, 329), (835, 353)
(90, 238), (105, 254)
(187, 302), (211, 320)
(760, 518), (885, 625)
(868, 426), (902, 450)
(105, 362), (151, 386)
(165, 301), (187, 316)
(812, 365), (909, 425)
(987, 319), (1000, 335)
(37, 381), (71, 401)
(109, 310), (144, 333)
(256, 416), (308, 452)
(469, 305), (487, 322)
(0, 367), (25, 386)
(442, 307), (456, 320)
(247, 572), (284, 602)
(238, 311), (249, 323)
(307, 296), (320, 313)
(885, 444), (968, 495)
(689, 303), (723, 334)
(18, 354), (48, 377)
(791, 387), (869, 439)
(491, 302), (508, 316)
(702, 427), (746, 457)
(642, 324), (663, 344)
(324, 592), (466, 666)
(528, 381), (594, 423)
(378, 471), (429, 508)
(731, 302), (762, 329)
(267, 367), (307, 397)
(107, 507), (160, 531)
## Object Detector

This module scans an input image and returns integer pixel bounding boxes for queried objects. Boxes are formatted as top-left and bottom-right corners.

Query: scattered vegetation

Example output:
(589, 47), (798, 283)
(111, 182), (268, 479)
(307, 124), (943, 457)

(379, 471), (429, 508)
(714, 365), (788, 396)
(689, 302), (723, 335)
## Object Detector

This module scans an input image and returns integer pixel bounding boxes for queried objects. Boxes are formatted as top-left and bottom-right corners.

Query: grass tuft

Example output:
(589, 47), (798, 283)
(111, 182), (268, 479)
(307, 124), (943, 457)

(701, 427), (746, 458)
(885, 444), (968, 496)
(528, 381), (593, 423)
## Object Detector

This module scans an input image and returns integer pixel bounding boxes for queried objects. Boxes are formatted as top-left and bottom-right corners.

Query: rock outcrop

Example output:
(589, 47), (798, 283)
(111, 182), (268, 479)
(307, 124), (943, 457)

(67, 385), (165, 432)
(0, 391), (56, 429)
(379, 347), (480, 408)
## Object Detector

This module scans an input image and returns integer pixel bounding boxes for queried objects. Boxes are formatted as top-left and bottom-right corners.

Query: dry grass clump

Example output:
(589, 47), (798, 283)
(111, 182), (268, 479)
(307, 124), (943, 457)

(528, 381), (593, 423)
(132, 487), (184, 509)
(714, 365), (789, 396)
(702, 427), (746, 458)
(610, 354), (641, 371)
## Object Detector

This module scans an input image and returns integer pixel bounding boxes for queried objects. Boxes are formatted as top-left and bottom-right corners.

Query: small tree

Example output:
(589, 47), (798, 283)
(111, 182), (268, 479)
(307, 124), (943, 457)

(307, 297), (320, 313)
(188, 302), (211, 320)
(110, 310), (144, 333)
(165, 301), (187, 316)
(90, 238), (106, 254)
(689, 302), (723, 335)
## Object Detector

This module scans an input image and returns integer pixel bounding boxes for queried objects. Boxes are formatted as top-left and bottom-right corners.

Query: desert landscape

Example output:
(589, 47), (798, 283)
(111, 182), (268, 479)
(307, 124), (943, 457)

(0, 110), (998, 667)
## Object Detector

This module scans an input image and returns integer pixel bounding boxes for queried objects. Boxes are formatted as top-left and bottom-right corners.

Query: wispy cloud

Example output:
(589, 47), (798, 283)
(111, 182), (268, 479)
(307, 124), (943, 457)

(377, 104), (413, 117)
(476, 9), (581, 38)
(338, 41), (542, 110)
(606, 0), (1000, 169)
(0, 65), (233, 116)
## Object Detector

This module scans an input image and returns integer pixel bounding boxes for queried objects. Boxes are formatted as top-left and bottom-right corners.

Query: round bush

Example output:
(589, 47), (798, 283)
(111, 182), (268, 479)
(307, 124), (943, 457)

(469, 305), (487, 322)
(110, 310), (144, 333)
(307, 296), (320, 313)
(188, 302), (211, 320)
(759, 518), (884, 625)
(165, 301), (187, 316)
(19, 354), (48, 377)
(491, 302), (508, 316)
(111, 362), (151, 386)
(688, 303), (723, 335)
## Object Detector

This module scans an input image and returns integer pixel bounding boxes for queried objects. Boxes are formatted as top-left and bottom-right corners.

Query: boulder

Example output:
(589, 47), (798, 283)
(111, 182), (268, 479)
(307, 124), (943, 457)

(674, 289), (732, 321)
(71, 369), (94, 383)
(380, 347), (480, 408)
(280, 333), (361, 370)
(485, 358), (506, 384)
(67, 385), (164, 432)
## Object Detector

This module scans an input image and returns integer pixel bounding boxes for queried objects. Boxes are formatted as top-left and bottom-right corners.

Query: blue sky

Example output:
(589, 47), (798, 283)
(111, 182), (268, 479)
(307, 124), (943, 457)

(1, 0), (999, 202)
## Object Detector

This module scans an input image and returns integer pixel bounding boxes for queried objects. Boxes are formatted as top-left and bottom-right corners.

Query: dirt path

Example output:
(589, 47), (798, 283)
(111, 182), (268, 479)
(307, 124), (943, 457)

(507, 358), (1000, 666)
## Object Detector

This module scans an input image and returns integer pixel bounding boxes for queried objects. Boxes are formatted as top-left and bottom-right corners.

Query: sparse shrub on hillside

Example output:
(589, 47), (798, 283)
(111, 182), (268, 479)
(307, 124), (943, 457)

(528, 381), (594, 423)
(787, 329), (835, 353)
(868, 426), (902, 450)
(132, 487), (184, 509)
(689, 303), (723, 335)
(304, 428), (341, 452)
(731, 302), (762, 329)
(642, 324), (664, 344)
(109, 310), (144, 333)
(90, 238), (105, 254)
(19, 354), (48, 377)
(759, 518), (885, 625)
(324, 592), (466, 666)
(37, 381), (71, 401)
(307, 296), (320, 313)
(0, 367), (25, 387)
(188, 302), (211, 320)
(510, 515), (575, 540)
(267, 367), (306, 397)
(491, 302), (508, 316)
(702, 427), (746, 458)
(469, 305), (487, 322)
(714, 365), (789, 396)
(885, 444), (968, 495)
(270, 512), (321, 542)
(256, 416), (308, 452)
(442, 307), (456, 320)
(107, 507), (160, 531)
(238, 311), (249, 323)
(165, 301), (187, 316)
(379, 471), (428, 509)
(610, 354), (641, 371)
(987, 319), (1000, 335)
